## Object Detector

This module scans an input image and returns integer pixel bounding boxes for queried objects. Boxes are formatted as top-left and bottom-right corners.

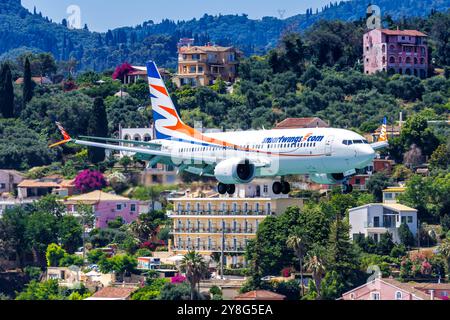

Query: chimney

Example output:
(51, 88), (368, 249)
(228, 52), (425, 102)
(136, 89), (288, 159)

(430, 290), (435, 300)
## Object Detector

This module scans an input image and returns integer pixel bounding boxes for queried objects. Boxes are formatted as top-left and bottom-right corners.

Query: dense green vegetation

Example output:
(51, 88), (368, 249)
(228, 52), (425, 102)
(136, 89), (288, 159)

(1, 0), (449, 70)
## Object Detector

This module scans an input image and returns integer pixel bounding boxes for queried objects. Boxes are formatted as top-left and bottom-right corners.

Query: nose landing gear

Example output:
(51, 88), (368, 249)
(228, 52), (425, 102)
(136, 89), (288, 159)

(218, 183), (236, 195)
(272, 181), (291, 195)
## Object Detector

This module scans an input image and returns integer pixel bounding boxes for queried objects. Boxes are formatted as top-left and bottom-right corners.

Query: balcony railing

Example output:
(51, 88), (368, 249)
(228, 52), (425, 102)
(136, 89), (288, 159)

(170, 210), (274, 216)
(172, 246), (246, 252)
(173, 228), (255, 234)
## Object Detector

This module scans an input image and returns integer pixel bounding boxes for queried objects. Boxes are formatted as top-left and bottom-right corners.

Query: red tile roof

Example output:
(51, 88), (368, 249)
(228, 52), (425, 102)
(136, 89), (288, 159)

(380, 29), (427, 37)
(234, 290), (286, 300)
(275, 117), (329, 129)
(91, 286), (137, 299)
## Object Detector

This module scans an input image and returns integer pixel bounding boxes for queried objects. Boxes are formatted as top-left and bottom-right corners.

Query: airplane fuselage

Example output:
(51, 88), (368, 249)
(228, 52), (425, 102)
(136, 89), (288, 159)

(154, 127), (376, 177)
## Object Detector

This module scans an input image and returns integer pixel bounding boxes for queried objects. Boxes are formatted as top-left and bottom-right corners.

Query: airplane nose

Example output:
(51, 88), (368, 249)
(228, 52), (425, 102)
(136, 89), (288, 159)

(358, 145), (376, 159)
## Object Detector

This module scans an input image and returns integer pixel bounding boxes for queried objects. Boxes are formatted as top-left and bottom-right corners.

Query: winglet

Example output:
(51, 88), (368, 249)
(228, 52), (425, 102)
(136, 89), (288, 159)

(49, 122), (72, 148)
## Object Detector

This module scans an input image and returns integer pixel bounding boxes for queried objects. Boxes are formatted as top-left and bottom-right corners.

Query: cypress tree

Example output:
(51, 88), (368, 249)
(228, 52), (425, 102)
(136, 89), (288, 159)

(88, 97), (108, 163)
(0, 63), (15, 118)
(23, 57), (34, 104)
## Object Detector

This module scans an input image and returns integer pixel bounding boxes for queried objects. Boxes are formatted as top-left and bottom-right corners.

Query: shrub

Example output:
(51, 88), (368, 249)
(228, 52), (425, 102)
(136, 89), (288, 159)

(74, 169), (107, 193)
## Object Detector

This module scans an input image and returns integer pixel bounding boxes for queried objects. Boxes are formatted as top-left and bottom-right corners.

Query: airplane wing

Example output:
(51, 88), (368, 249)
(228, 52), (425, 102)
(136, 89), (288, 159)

(78, 136), (162, 149)
(51, 123), (261, 166)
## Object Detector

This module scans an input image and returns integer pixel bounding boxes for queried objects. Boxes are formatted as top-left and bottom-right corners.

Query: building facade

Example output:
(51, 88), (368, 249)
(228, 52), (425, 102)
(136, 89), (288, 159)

(173, 45), (240, 87)
(341, 278), (443, 300)
(17, 177), (75, 199)
(383, 187), (406, 204)
(168, 180), (303, 267)
(65, 190), (140, 229)
(364, 29), (428, 78)
(0, 170), (24, 195)
(349, 203), (417, 244)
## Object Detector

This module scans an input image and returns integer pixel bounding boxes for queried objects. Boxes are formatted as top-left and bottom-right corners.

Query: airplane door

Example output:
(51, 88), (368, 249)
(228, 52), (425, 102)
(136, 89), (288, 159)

(324, 135), (334, 156)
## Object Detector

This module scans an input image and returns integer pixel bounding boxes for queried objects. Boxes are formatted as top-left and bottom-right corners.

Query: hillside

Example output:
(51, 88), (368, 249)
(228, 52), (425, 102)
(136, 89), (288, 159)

(0, 0), (449, 71)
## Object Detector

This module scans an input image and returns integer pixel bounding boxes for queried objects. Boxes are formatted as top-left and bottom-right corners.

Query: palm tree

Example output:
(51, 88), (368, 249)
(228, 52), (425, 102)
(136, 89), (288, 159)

(439, 239), (450, 279)
(286, 235), (307, 295)
(180, 251), (209, 300)
(305, 253), (326, 299)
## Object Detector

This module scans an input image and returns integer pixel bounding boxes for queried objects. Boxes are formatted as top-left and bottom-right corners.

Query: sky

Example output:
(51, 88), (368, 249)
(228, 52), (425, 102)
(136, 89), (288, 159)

(21, 0), (334, 32)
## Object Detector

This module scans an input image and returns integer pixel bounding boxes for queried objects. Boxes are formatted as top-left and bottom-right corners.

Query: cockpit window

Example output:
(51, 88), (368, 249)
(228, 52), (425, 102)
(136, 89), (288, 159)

(353, 140), (365, 144)
(343, 140), (353, 146)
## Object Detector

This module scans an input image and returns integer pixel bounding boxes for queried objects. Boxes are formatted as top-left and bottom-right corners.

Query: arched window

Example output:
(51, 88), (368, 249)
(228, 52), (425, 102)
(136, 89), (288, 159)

(389, 44), (395, 51)
(382, 44), (386, 53)
(414, 57), (418, 64)
(405, 68), (412, 75)
(405, 57), (411, 64)
(143, 134), (151, 142)
(134, 134), (141, 142)
(382, 56), (386, 64)
(124, 134), (131, 140)
(395, 291), (403, 300)
(389, 56), (395, 64)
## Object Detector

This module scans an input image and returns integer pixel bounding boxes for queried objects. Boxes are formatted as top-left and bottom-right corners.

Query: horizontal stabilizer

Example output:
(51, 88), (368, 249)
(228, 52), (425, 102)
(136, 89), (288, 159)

(371, 141), (389, 150)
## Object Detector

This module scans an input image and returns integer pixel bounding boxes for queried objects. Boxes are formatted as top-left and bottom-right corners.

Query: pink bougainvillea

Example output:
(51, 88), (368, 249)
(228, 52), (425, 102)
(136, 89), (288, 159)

(75, 169), (107, 193)
(112, 62), (133, 83)
(171, 275), (187, 284)
(421, 260), (432, 275)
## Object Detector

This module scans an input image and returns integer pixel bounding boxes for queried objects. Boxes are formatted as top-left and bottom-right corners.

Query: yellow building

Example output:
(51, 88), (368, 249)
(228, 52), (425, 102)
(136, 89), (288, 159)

(173, 44), (241, 87)
(382, 187), (406, 204)
(168, 181), (303, 267)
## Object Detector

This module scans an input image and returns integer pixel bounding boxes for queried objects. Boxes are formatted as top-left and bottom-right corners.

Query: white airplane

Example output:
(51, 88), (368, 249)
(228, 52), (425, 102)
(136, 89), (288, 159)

(51, 61), (389, 194)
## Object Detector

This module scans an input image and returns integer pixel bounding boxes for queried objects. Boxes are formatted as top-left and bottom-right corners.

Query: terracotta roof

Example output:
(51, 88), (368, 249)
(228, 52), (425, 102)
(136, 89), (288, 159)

(375, 125), (401, 133)
(382, 278), (440, 300)
(234, 290), (286, 300)
(66, 190), (131, 203)
(383, 203), (417, 212)
(275, 117), (329, 129)
(179, 45), (234, 54)
(380, 29), (427, 37)
(18, 179), (73, 188)
(15, 77), (52, 85)
(91, 286), (137, 299)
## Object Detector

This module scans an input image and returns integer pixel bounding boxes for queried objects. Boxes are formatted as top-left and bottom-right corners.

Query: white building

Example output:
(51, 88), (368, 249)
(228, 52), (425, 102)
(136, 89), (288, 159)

(349, 203), (418, 244)
(0, 199), (35, 216)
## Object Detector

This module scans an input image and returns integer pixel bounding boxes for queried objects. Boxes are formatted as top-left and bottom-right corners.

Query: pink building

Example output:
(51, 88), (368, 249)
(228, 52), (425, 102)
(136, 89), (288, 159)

(65, 190), (139, 229)
(364, 29), (428, 78)
(341, 278), (448, 300)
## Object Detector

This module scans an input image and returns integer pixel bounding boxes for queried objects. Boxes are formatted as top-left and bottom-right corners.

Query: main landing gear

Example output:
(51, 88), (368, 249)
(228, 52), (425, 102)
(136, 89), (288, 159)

(272, 181), (291, 195)
(218, 183), (236, 195)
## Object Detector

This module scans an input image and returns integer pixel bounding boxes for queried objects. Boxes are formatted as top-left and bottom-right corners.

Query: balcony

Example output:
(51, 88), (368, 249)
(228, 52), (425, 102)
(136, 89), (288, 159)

(172, 227), (256, 234)
(171, 246), (246, 253)
(169, 210), (273, 217)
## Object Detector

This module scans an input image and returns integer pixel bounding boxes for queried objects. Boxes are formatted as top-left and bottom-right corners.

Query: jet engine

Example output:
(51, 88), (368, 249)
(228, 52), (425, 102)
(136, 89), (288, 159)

(214, 158), (256, 184)
(310, 173), (346, 185)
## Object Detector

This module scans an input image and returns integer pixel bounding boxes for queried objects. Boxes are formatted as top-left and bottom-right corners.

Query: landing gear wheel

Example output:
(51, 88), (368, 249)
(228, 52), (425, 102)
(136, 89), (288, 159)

(218, 183), (228, 195)
(227, 184), (236, 195)
(281, 182), (291, 195)
(342, 183), (354, 194)
(272, 182), (282, 195)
